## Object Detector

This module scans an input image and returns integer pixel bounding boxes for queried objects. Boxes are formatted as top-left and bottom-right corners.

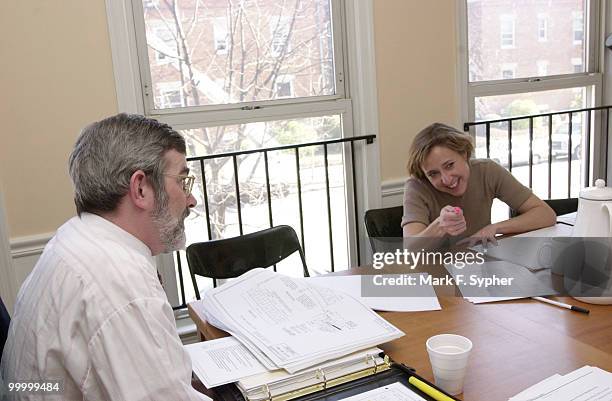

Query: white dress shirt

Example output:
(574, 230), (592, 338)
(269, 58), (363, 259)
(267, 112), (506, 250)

(1, 213), (211, 401)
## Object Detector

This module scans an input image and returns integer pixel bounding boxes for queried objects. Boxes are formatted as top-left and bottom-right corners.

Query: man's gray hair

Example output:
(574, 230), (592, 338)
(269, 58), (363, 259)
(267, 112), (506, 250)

(68, 113), (186, 216)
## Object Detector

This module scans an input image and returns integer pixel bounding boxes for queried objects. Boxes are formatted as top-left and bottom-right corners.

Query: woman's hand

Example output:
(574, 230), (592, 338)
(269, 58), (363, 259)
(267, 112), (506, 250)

(458, 224), (499, 249)
(402, 205), (466, 239)
(436, 205), (467, 236)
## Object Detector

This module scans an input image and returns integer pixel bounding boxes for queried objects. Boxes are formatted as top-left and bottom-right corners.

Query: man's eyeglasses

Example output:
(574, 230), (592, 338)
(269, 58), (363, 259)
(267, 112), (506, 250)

(164, 174), (196, 195)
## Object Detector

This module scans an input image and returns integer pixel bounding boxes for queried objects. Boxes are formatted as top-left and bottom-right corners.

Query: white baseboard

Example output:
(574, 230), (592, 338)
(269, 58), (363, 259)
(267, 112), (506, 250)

(10, 232), (53, 258)
(8, 232), (53, 301)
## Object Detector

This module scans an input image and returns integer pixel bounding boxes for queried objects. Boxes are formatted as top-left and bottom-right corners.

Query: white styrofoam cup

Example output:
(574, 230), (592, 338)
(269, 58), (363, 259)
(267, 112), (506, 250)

(426, 333), (472, 395)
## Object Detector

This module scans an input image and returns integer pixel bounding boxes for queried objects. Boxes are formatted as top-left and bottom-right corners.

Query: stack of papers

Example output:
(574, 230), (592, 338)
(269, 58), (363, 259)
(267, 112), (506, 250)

(185, 336), (384, 397)
(199, 268), (405, 373)
(185, 337), (266, 387)
(509, 365), (612, 400)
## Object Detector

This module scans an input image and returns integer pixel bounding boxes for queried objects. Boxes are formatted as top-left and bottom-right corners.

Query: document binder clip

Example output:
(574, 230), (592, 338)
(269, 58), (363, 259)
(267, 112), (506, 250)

(262, 384), (272, 401)
(316, 368), (328, 390)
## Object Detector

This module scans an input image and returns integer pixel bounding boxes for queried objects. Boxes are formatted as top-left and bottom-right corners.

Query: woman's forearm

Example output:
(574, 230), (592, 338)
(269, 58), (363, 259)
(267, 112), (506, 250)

(494, 204), (556, 235)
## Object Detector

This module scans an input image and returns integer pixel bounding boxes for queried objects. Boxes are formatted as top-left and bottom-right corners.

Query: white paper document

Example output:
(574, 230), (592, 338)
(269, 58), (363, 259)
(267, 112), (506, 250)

(444, 260), (556, 301)
(305, 275), (441, 312)
(464, 296), (522, 304)
(185, 336), (268, 388)
(509, 366), (612, 401)
(508, 374), (562, 401)
(470, 224), (573, 272)
(337, 381), (427, 401)
(556, 212), (576, 226)
(200, 268), (404, 373)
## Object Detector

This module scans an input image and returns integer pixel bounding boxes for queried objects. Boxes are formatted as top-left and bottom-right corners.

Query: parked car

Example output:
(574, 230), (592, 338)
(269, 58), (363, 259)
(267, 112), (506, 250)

(551, 122), (582, 160)
(488, 137), (549, 167)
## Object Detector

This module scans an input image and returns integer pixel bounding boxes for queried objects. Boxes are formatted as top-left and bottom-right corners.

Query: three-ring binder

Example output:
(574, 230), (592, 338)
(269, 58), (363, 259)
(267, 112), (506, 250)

(215, 352), (458, 401)
(242, 353), (392, 401)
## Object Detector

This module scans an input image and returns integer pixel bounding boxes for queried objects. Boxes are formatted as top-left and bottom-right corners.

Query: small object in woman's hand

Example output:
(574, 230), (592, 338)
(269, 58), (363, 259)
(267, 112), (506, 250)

(453, 207), (462, 215)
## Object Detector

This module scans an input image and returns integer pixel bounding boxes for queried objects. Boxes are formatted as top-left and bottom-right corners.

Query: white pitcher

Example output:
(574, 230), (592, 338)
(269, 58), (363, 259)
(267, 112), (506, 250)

(572, 179), (612, 237)
(571, 179), (612, 304)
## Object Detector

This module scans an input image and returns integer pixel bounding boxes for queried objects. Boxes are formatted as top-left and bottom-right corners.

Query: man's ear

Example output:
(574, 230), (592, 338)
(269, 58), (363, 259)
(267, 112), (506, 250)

(128, 170), (155, 211)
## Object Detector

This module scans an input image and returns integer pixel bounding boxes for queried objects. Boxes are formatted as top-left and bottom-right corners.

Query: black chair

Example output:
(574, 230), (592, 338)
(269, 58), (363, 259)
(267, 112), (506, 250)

(186, 225), (309, 298)
(544, 198), (579, 216)
(0, 296), (10, 361)
(364, 206), (404, 254)
(511, 198), (578, 218)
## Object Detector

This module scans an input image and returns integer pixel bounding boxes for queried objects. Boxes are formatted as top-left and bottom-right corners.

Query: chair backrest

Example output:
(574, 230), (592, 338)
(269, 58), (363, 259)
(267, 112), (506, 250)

(511, 198), (578, 218)
(0, 296), (10, 361)
(186, 225), (308, 298)
(364, 206), (404, 238)
(544, 198), (578, 216)
(364, 206), (404, 254)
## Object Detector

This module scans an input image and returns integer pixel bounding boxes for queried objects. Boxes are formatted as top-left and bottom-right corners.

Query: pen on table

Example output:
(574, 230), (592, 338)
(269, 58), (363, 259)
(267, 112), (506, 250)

(531, 296), (590, 314)
(389, 360), (460, 401)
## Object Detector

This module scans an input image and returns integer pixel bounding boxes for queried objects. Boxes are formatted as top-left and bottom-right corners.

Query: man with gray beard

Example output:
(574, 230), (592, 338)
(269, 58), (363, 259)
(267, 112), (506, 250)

(1, 114), (212, 401)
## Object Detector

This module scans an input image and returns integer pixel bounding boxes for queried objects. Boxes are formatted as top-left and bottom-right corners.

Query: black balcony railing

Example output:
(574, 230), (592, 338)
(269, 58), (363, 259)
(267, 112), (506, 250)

(464, 105), (611, 198)
(171, 134), (376, 310)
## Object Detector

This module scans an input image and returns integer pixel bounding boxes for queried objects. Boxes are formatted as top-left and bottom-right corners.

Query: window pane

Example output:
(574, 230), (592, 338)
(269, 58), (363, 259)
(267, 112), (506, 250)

(180, 115), (350, 300)
(468, 0), (586, 82)
(474, 87), (590, 222)
(141, 0), (336, 109)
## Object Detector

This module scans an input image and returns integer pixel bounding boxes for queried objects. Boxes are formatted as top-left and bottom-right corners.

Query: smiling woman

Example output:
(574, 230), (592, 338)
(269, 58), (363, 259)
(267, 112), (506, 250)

(402, 123), (556, 247)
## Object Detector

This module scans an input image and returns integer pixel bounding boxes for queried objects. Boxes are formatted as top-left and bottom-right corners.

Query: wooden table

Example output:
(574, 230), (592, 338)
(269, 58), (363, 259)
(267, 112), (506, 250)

(188, 264), (612, 401)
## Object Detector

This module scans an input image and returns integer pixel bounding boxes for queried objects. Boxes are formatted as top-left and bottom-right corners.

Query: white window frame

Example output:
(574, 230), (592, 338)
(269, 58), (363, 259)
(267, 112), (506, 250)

(104, 0), (382, 305)
(537, 13), (548, 42)
(131, 3), (347, 116)
(456, 0), (603, 177)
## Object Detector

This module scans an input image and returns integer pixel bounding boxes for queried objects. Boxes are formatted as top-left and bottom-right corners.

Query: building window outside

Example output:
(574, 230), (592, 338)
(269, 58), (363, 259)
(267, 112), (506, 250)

(143, 0), (157, 10)
(537, 14), (548, 42)
(213, 18), (228, 55)
(573, 11), (584, 44)
(156, 82), (183, 108)
(270, 16), (292, 57)
(152, 25), (175, 64)
(501, 63), (516, 79)
(572, 57), (583, 73)
(275, 75), (295, 98)
(500, 14), (515, 48)
(536, 60), (548, 77)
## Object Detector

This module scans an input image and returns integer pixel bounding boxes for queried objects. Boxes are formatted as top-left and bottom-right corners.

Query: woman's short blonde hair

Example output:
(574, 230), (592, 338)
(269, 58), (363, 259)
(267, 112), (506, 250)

(407, 123), (474, 180)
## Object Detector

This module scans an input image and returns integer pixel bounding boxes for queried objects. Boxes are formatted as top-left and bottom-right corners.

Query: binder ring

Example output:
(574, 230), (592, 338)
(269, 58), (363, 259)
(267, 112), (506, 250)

(316, 368), (328, 390)
(367, 354), (378, 373)
(262, 384), (272, 401)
